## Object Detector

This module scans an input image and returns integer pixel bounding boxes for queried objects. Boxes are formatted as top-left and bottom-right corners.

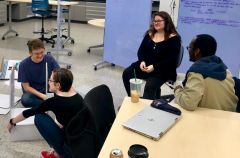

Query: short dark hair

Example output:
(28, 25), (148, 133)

(52, 68), (73, 92)
(193, 34), (217, 57)
(27, 39), (44, 52)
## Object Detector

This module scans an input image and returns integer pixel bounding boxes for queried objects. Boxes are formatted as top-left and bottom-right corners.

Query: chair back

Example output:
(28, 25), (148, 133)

(32, 0), (49, 14)
(160, 45), (184, 100)
(165, 44), (184, 84)
(176, 45), (184, 68)
(233, 77), (240, 112)
(65, 107), (100, 158)
(84, 84), (116, 144)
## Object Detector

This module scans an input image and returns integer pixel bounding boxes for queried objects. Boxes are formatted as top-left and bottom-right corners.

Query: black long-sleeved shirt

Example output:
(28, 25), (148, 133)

(137, 34), (181, 80)
(22, 93), (85, 128)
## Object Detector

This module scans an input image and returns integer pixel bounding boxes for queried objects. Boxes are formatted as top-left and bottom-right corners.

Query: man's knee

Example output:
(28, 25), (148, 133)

(21, 93), (32, 107)
(21, 93), (43, 107)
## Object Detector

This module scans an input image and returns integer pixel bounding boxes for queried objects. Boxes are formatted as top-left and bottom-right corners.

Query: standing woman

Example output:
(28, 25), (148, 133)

(7, 68), (93, 158)
(122, 11), (181, 99)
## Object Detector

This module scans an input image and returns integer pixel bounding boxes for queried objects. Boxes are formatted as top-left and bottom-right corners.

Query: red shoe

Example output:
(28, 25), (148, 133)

(41, 150), (59, 158)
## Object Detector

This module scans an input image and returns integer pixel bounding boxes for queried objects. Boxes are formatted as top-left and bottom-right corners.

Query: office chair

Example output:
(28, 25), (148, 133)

(233, 77), (240, 112)
(157, 45), (184, 101)
(32, 0), (55, 44)
(84, 84), (116, 147)
(65, 107), (101, 158)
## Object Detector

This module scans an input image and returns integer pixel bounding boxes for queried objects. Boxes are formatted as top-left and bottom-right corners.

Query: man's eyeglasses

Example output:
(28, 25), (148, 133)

(153, 20), (164, 23)
(48, 79), (56, 83)
(32, 51), (44, 56)
(186, 46), (193, 51)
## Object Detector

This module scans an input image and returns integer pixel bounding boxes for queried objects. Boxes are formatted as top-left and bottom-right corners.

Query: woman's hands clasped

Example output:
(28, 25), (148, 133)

(140, 61), (154, 73)
(140, 61), (146, 71)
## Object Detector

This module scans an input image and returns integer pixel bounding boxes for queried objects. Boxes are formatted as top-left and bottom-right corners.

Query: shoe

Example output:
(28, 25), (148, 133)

(41, 150), (59, 158)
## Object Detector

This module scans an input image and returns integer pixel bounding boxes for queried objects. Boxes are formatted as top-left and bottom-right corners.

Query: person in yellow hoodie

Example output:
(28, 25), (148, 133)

(174, 34), (238, 112)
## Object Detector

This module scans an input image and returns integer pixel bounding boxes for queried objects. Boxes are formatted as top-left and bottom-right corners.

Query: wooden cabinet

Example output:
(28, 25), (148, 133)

(85, 1), (105, 20)
(70, 1), (87, 22)
(71, 1), (105, 22)
(70, 0), (158, 23)
(11, 3), (29, 21)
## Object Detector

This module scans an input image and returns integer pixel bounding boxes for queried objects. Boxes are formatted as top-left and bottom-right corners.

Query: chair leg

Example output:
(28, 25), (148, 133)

(41, 17), (44, 41)
(36, 16), (55, 45)
(50, 34), (68, 48)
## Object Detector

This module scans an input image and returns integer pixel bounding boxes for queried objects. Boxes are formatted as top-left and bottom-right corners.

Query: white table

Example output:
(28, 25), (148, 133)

(87, 19), (104, 54)
(2, 0), (79, 40)
(98, 97), (240, 158)
(87, 18), (115, 70)
(88, 18), (105, 28)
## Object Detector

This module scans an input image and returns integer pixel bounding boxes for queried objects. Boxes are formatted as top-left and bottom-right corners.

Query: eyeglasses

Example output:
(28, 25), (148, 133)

(186, 46), (193, 51)
(48, 79), (56, 83)
(32, 48), (45, 55)
(153, 19), (164, 23)
(32, 51), (44, 56)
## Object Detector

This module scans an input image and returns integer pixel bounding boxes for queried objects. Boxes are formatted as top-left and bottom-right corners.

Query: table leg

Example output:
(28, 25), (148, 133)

(62, 6), (74, 45)
(48, 3), (72, 69)
(2, 2), (19, 40)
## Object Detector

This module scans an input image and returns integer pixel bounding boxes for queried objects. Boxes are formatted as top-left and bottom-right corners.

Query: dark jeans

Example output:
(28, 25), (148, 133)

(122, 62), (167, 100)
(21, 92), (43, 107)
(35, 114), (72, 158)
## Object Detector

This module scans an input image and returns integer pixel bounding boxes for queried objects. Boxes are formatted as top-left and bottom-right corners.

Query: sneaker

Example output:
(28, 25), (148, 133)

(41, 150), (59, 158)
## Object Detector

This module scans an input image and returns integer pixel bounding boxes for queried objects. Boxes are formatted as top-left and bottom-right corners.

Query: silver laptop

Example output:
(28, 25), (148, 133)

(122, 106), (181, 141)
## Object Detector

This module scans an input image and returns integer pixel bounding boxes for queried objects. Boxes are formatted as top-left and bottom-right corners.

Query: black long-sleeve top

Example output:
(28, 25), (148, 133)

(137, 34), (181, 81)
(22, 93), (85, 128)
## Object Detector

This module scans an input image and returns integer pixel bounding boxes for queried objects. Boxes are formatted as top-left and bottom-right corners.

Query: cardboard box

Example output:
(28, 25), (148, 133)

(10, 108), (43, 141)
(0, 94), (21, 115)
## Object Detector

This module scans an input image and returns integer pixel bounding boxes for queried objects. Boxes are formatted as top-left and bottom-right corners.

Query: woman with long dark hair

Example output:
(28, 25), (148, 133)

(122, 11), (181, 99)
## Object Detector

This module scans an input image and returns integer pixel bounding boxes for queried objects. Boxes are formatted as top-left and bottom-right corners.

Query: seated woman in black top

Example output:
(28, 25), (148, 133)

(122, 11), (181, 99)
(7, 68), (88, 158)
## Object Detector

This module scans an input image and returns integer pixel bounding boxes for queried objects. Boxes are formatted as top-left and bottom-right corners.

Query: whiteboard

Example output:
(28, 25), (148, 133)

(103, 0), (152, 68)
(177, 0), (240, 76)
(159, 0), (180, 26)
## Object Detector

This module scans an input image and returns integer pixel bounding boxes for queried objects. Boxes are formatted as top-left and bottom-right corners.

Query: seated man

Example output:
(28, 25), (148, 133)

(18, 39), (60, 107)
(174, 34), (238, 111)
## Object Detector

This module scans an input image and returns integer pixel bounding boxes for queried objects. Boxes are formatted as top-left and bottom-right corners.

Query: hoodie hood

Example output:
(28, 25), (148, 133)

(189, 55), (227, 80)
(182, 55), (227, 86)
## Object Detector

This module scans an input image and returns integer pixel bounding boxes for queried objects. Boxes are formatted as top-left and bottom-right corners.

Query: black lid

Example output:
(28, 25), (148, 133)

(128, 144), (149, 158)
